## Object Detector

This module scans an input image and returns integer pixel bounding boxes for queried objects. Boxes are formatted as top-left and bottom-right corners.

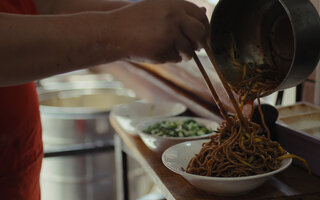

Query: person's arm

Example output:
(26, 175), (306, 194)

(0, 0), (209, 86)
(35, 0), (131, 14)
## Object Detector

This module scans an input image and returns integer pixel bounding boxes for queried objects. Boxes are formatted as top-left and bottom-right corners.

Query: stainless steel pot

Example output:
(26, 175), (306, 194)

(41, 151), (116, 200)
(38, 72), (123, 92)
(209, 0), (320, 91)
(39, 84), (138, 200)
(39, 86), (137, 144)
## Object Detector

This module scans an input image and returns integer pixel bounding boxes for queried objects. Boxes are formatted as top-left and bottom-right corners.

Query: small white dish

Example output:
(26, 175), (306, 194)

(135, 117), (219, 154)
(162, 139), (292, 196)
(111, 101), (187, 135)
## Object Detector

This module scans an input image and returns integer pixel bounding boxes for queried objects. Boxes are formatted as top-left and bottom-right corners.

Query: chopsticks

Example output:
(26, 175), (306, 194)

(192, 43), (248, 129)
(192, 52), (231, 124)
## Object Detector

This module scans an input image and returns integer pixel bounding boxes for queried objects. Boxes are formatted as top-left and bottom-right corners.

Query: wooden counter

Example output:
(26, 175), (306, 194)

(110, 116), (320, 200)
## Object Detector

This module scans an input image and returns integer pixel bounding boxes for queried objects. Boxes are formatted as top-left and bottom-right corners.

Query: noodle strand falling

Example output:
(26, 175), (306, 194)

(186, 40), (310, 177)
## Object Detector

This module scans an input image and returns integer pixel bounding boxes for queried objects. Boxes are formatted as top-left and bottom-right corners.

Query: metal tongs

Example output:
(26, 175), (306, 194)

(193, 43), (248, 129)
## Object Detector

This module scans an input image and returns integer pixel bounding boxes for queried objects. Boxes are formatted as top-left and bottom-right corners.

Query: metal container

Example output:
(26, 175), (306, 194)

(39, 85), (138, 200)
(41, 151), (116, 200)
(210, 0), (320, 91)
(39, 86), (137, 144)
(38, 71), (123, 91)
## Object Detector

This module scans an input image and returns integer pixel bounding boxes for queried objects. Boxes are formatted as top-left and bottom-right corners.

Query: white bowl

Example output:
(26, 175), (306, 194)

(111, 101), (187, 135)
(135, 117), (219, 154)
(162, 140), (292, 196)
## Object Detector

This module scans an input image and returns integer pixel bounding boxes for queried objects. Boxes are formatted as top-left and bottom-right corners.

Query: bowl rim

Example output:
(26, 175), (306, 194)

(136, 116), (219, 140)
(111, 101), (187, 118)
(162, 139), (293, 181)
(39, 87), (137, 115)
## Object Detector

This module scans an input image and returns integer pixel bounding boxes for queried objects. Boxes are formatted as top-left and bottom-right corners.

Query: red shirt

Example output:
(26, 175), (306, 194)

(0, 1), (43, 199)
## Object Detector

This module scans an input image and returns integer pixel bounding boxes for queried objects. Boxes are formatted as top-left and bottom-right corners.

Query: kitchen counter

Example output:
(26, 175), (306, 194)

(110, 115), (320, 200)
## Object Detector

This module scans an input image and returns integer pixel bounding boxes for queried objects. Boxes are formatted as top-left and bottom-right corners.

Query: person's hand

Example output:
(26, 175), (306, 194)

(104, 0), (210, 63)
(0, 0), (208, 85)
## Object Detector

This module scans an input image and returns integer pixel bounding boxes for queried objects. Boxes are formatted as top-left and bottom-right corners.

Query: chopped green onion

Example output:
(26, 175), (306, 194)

(143, 119), (212, 137)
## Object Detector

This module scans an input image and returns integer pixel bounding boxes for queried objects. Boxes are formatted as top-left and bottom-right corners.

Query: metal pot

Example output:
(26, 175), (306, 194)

(38, 84), (138, 200)
(38, 72), (123, 92)
(41, 151), (116, 200)
(209, 0), (320, 91)
(39, 85), (137, 144)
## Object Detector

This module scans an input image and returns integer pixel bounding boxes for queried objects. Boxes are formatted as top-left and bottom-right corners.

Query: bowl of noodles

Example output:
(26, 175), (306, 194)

(162, 139), (292, 196)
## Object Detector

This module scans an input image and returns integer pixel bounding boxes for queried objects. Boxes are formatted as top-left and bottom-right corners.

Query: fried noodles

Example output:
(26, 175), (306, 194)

(185, 39), (310, 177)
